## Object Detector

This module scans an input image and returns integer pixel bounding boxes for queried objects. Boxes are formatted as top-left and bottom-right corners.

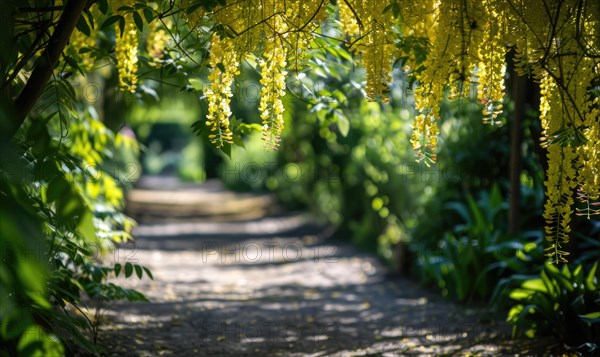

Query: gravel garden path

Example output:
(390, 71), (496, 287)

(98, 177), (542, 356)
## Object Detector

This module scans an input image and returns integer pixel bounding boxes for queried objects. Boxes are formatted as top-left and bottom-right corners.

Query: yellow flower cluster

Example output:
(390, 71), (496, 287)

(213, 0), (263, 55)
(180, 0), (205, 31)
(115, 16), (139, 93)
(340, 0), (397, 102)
(410, 82), (440, 166)
(146, 19), (171, 61)
(398, 0), (437, 40)
(403, 0), (505, 161)
(397, 0), (437, 71)
(338, 0), (360, 39)
(406, 0), (450, 165)
(504, 0), (600, 261)
(578, 99), (600, 206)
(68, 28), (97, 71)
(205, 34), (239, 148)
(539, 74), (577, 263)
(284, 0), (325, 70)
(171, 0), (599, 257)
(204, 1), (295, 150)
(110, 0), (139, 93)
(476, 3), (507, 125)
(504, 1), (543, 77)
(374, 0), (599, 255)
(259, 36), (288, 150)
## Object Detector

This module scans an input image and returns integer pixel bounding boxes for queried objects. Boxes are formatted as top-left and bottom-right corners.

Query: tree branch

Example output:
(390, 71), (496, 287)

(9, 0), (87, 138)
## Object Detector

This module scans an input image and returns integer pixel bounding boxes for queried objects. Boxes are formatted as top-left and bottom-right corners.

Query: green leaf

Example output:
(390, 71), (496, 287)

(188, 78), (205, 91)
(545, 263), (574, 292)
(382, 3), (394, 14)
(134, 2), (150, 10)
(507, 304), (524, 322)
(445, 201), (471, 225)
(540, 269), (555, 296)
(586, 262), (598, 291)
(238, 123), (262, 134)
(47, 176), (69, 203)
(522, 278), (547, 293)
(139, 84), (159, 101)
(125, 262), (133, 278)
(76, 16), (91, 36)
(143, 266), (153, 280)
(26, 120), (51, 155)
(56, 189), (86, 225)
(64, 55), (84, 76)
(97, 0), (108, 14)
(20, 266), (50, 308)
(548, 127), (587, 148)
(143, 8), (154, 23)
(114, 263), (122, 277)
(134, 264), (143, 279)
(337, 116), (350, 137)
(77, 209), (96, 242)
(74, 253), (84, 265)
(92, 267), (103, 283)
(101, 15), (121, 30)
(221, 143), (232, 159)
(133, 11), (144, 32)
(579, 312), (600, 324)
(509, 288), (534, 301)
(18, 325), (64, 355)
(191, 120), (205, 135)
(1, 314), (32, 340)
(118, 17), (125, 37)
(232, 134), (245, 148)
(84, 10), (95, 30)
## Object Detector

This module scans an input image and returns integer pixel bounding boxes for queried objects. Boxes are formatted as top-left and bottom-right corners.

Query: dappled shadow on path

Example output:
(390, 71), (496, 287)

(99, 179), (538, 356)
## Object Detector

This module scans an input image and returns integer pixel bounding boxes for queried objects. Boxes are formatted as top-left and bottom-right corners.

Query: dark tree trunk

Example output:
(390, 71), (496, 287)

(9, 0), (87, 138)
(508, 73), (526, 235)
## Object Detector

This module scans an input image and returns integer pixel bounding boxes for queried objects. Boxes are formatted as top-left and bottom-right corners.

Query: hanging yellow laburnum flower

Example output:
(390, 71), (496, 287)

(410, 82), (440, 166)
(68, 28), (97, 71)
(338, 0), (360, 40)
(258, 11), (288, 151)
(283, 0), (325, 71)
(204, 34), (239, 148)
(407, 0), (445, 166)
(259, 36), (288, 150)
(115, 16), (139, 93)
(146, 19), (171, 61)
(341, 0), (396, 102)
(476, 2), (507, 125)
(521, 1), (600, 262)
(539, 73), (578, 263)
(577, 97), (600, 217)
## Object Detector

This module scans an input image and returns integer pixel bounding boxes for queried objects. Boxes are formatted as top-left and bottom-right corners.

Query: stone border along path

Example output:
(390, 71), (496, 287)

(97, 177), (543, 356)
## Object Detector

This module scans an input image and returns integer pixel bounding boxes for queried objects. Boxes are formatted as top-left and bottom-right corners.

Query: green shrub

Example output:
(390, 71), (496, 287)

(416, 185), (545, 301)
(505, 263), (600, 352)
(1, 88), (152, 355)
